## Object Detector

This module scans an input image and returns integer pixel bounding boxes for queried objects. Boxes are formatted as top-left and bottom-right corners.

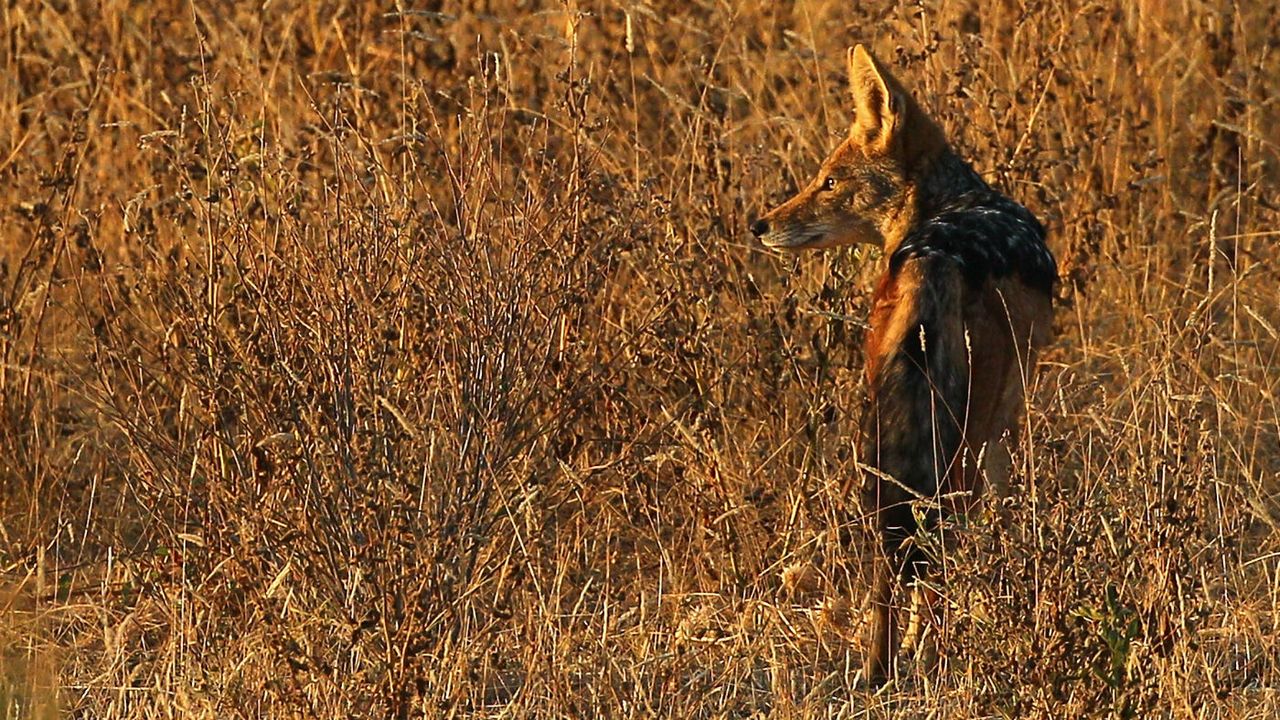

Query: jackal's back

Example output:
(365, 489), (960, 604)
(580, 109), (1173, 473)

(862, 184), (1054, 533)
(890, 190), (1057, 297)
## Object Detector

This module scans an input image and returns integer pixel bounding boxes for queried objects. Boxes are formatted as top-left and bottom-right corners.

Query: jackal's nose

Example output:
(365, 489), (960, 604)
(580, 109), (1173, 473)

(750, 218), (769, 238)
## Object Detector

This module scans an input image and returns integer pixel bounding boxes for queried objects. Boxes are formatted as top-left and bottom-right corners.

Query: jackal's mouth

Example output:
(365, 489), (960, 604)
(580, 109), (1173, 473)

(761, 232), (825, 250)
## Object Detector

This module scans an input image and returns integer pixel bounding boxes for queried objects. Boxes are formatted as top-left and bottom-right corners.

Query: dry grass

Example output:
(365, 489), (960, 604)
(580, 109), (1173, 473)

(1, 0), (1278, 717)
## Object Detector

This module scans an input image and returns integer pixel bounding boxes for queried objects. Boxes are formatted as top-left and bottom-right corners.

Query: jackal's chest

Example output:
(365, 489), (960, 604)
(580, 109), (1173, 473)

(862, 269), (914, 386)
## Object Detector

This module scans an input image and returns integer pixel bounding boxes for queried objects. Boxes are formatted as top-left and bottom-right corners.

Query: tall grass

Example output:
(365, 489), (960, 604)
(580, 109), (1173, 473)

(1, 1), (1278, 717)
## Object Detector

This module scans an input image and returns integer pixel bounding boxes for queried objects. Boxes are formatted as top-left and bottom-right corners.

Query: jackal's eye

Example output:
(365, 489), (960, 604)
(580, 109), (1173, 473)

(821, 176), (837, 191)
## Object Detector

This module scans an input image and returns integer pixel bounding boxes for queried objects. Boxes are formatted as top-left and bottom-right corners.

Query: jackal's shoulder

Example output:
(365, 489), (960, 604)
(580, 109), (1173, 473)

(889, 190), (1057, 296)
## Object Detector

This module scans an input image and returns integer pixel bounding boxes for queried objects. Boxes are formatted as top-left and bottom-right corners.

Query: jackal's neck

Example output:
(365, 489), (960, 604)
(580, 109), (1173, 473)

(914, 150), (988, 217)
(882, 150), (988, 256)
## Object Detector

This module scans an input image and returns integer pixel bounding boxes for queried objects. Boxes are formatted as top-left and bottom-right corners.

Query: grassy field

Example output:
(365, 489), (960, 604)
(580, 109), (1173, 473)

(2, 0), (1278, 717)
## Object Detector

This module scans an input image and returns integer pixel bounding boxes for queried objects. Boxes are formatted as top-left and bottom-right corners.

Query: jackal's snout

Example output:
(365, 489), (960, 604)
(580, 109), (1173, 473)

(750, 187), (875, 251)
(749, 190), (828, 250)
(748, 209), (812, 250)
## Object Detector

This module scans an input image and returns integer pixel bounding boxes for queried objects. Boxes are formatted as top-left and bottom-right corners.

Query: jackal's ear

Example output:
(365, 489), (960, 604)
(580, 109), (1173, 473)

(847, 45), (902, 150)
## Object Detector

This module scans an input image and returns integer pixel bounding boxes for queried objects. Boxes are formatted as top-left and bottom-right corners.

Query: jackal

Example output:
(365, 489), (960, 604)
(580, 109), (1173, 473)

(751, 45), (1056, 686)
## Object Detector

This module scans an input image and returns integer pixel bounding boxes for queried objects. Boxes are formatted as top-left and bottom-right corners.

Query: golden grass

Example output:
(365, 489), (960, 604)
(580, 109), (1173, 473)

(1, 0), (1278, 717)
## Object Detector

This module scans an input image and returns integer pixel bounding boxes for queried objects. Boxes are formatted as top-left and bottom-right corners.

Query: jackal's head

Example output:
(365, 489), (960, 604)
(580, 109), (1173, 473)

(751, 45), (947, 251)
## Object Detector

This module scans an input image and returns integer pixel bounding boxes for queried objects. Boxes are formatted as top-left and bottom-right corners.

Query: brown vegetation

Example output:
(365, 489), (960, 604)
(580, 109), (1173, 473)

(1, 1), (1278, 717)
